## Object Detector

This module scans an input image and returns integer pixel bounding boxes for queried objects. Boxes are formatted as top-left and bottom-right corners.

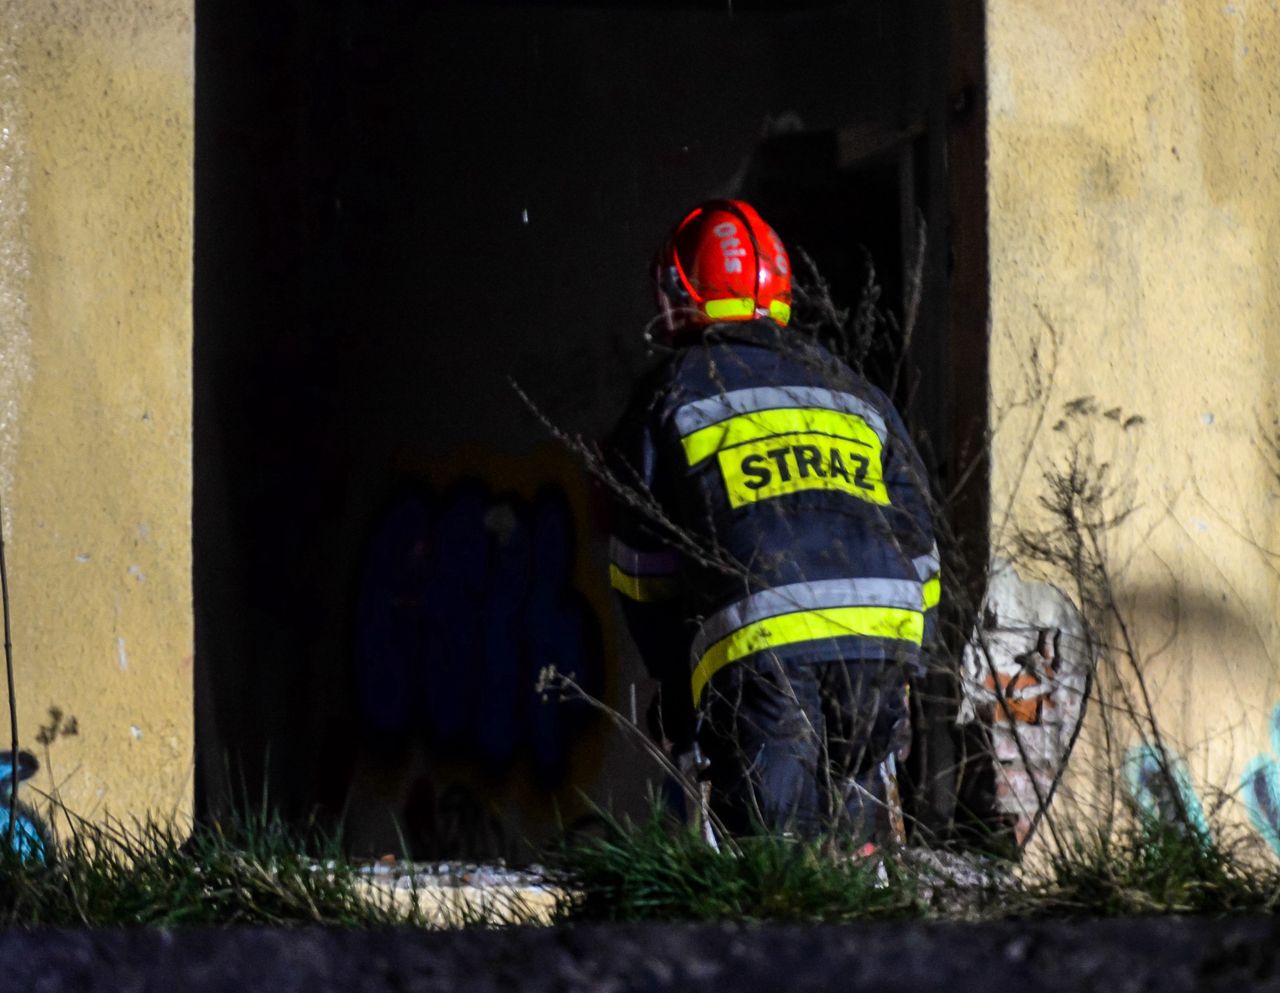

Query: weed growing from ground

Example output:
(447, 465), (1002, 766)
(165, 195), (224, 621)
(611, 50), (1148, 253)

(548, 803), (1280, 923)
(1014, 818), (1280, 918)
(0, 806), (406, 927)
(0, 794), (1276, 925)
(549, 805), (920, 924)
(0, 800), (562, 928)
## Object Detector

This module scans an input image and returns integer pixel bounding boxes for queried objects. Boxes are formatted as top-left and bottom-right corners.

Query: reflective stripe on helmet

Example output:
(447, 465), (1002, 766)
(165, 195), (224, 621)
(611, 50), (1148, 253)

(703, 297), (756, 320)
(769, 300), (791, 325)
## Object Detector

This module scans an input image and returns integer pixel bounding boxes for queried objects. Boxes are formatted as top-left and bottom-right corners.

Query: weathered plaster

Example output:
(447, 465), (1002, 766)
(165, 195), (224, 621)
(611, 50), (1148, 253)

(0, 29), (32, 535)
(987, 0), (1280, 836)
(0, 0), (193, 828)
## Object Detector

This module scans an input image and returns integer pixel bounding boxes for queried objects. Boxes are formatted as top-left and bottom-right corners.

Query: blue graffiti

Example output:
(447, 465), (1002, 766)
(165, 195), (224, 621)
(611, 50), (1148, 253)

(0, 750), (48, 863)
(1241, 704), (1280, 856)
(354, 481), (603, 787)
(1124, 743), (1210, 840)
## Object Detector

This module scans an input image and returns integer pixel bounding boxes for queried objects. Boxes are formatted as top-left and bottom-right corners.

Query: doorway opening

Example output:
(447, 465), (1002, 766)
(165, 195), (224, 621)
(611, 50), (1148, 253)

(194, 0), (993, 855)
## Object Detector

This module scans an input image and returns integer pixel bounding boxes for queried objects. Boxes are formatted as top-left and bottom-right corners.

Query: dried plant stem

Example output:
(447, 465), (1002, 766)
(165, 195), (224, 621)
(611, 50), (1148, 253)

(536, 666), (738, 855)
(0, 491), (18, 849)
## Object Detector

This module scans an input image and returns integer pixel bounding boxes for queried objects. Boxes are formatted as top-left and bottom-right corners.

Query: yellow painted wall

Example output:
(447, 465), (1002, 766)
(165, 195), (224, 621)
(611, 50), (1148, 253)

(0, 1), (193, 828)
(987, 0), (1280, 835)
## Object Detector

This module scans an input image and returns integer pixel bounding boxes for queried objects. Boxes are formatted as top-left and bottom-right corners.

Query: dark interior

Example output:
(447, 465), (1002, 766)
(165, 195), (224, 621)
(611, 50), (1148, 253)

(194, 0), (989, 857)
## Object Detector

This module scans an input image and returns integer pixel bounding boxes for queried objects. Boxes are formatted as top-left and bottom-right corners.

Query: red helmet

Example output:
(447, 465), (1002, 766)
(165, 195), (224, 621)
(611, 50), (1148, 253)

(653, 199), (792, 342)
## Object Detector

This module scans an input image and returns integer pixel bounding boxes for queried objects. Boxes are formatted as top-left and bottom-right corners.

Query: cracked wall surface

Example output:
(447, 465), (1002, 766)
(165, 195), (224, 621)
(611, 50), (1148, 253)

(0, 0), (193, 828)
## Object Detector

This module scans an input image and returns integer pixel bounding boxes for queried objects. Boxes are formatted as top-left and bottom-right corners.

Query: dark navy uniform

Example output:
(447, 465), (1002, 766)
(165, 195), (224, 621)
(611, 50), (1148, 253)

(607, 319), (939, 839)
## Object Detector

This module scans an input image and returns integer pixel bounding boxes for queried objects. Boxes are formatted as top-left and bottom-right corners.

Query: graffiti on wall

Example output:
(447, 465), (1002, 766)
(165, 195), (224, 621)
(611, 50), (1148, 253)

(957, 561), (1093, 846)
(0, 750), (49, 863)
(353, 479), (604, 789)
(1123, 743), (1210, 840)
(1119, 706), (1280, 859)
(1124, 705), (1280, 858)
(1241, 704), (1280, 856)
(958, 565), (1280, 858)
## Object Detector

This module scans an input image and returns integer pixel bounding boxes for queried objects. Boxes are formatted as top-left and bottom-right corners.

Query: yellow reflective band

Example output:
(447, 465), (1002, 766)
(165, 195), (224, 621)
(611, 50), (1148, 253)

(704, 297), (756, 320)
(922, 576), (941, 609)
(609, 563), (678, 603)
(690, 606), (924, 705)
(717, 432), (889, 507)
(682, 407), (881, 466)
(769, 300), (791, 325)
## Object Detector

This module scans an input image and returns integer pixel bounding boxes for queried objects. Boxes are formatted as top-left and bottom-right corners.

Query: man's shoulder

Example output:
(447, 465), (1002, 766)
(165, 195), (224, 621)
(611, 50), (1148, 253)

(620, 322), (889, 420)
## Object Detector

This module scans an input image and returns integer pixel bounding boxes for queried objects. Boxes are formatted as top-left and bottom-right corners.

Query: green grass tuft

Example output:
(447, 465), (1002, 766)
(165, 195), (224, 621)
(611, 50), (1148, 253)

(0, 806), (415, 928)
(3, 796), (1280, 926)
(550, 808), (921, 924)
(1015, 817), (1280, 918)
(550, 803), (1280, 924)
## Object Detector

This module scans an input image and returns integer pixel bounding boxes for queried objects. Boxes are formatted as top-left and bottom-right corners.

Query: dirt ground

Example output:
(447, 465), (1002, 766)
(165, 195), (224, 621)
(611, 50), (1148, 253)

(4, 915), (1279, 991)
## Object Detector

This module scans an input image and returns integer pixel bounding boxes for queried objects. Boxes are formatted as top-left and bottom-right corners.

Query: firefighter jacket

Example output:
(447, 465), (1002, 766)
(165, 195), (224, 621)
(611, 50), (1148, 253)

(606, 319), (940, 708)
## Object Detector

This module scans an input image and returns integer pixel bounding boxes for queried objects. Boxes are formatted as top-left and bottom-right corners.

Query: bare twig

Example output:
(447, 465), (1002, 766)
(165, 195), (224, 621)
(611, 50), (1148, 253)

(536, 665), (739, 855)
(0, 489), (18, 851)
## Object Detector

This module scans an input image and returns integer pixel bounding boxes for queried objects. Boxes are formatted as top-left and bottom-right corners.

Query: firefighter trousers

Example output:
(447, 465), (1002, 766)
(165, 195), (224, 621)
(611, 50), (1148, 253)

(698, 655), (908, 843)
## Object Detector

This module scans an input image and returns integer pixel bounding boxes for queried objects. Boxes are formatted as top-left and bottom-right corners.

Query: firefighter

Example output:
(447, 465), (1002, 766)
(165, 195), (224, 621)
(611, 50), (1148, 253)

(605, 200), (940, 844)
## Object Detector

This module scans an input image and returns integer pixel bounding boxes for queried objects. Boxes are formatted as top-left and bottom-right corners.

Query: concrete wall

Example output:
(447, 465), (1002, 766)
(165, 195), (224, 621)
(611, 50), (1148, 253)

(986, 0), (1280, 842)
(0, 1), (194, 830)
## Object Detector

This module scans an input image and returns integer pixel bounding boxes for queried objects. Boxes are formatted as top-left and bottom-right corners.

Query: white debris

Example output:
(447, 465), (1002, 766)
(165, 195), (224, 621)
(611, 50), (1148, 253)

(958, 560), (1093, 845)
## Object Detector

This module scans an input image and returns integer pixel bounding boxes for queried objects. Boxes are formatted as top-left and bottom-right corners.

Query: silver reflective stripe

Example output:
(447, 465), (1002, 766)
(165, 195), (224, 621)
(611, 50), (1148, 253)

(689, 577), (923, 662)
(609, 536), (680, 577)
(673, 386), (888, 443)
(912, 545), (940, 580)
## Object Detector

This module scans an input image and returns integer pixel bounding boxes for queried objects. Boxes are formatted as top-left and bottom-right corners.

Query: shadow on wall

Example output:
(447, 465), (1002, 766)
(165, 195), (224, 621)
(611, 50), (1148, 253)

(336, 479), (605, 858)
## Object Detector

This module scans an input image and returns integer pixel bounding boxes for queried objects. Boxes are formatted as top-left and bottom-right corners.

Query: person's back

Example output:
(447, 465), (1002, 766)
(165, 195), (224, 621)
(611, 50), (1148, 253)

(606, 200), (939, 843)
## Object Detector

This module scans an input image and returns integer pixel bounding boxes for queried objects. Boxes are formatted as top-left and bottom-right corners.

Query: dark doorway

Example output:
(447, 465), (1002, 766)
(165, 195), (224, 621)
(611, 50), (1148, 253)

(746, 129), (921, 411)
(194, 0), (989, 856)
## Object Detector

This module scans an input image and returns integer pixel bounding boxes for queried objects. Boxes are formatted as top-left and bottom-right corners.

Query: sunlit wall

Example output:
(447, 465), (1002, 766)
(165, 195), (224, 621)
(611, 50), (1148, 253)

(987, 0), (1280, 844)
(0, 0), (194, 830)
